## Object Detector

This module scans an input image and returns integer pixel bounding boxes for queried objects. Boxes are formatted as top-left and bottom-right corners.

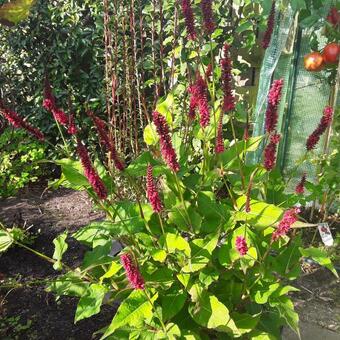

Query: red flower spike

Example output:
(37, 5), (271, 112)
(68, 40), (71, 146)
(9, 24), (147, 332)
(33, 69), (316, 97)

(88, 112), (125, 171)
(0, 106), (44, 141)
(77, 140), (108, 200)
(272, 207), (300, 241)
(265, 79), (284, 134)
(306, 106), (333, 151)
(215, 113), (224, 154)
(263, 133), (281, 171)
(201, 0), (215, 35)
(181, 0), (197, 40)
(67, 114), (77, 135)
(152, 111), (180, 172)
(188, 75), (210, 128)
(236, 236), (248, 256)
(262, 1), (276, 49)
(146, 164), (163, 213)
(120, 253), (145, 290)
(221, 44), (235, 113)
(188, 92), (198, 120)
(295, 173), (306, 195)
(43, 77), (56, 111)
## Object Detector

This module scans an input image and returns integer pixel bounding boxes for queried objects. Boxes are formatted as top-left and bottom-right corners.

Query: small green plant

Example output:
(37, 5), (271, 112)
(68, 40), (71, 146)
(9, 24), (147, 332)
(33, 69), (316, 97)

(0, 128), (46, 197)
(0, 316), (32, 340)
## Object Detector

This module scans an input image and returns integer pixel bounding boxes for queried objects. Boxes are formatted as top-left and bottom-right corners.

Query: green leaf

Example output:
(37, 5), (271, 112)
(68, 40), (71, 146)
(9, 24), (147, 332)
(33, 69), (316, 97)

(52, 231), (68, 270)
(235, 196), (283, 230)
(270, 296), (300, 337)
(161, 287), (187, 321)
(47, 272), (89, 298)
(232, 312), (260, 335)
(72, 221), (112, 247)
(253, 283), (280, 304)
(155, 93), (174, 125)
(99, 261), (122, 283)
(55, 159), (89, 189)
(0, 0), (36, 26)
(143, 124), (159, 146)
(82, 241), (113, 269)
(220, 136), (263, 170)
(102, 290), (158, 338)
(182, 233), (219, 273)
(125, 151), (162, 177)
(0, 230), (13, 252)
(291, 0), (306, 12)
(299, 247), (339, 278)
(150, 249), (167, 263)
(160, 233), (191, 257)
(188, 290), (238, 334)
(75, 283), (107, 322)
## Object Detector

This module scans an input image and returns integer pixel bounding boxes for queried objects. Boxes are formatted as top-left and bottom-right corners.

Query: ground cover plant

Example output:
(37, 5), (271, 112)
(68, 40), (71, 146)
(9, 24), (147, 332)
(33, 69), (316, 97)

(0, 0), (339, 339)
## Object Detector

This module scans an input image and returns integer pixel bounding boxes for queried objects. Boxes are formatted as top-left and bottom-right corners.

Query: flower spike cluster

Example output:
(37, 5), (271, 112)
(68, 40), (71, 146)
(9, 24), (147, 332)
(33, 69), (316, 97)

(43, 78), (73, 129)
(120, 253), (145, 290)
(215, 113), (224, 154)
(295, 173), (306, 195)
(188, 75), (210, 128)
(262, 1), (276, 49)
(236, 236), (248, 256)
(67, 114), (77, 135)
(263, 133), (281, 171)
(152, 111), (180, 172)
(265, 79), (284, 134)
(201, 0), (215, 35)
(272, 207), (300, 241)
(0, 104), (44, 141)
(221, 44), (235, 113)
(181, 0), (196, 40)
(306, 106), (333, 151)
(77, 140), (108, 200)
(146, 164), (163, 213)
(88, 111), (124, 171)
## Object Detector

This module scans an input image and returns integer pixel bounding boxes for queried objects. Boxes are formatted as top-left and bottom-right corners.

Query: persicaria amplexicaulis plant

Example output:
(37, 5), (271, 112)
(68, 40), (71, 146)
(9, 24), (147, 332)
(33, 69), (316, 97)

(8, 2), (338, 340)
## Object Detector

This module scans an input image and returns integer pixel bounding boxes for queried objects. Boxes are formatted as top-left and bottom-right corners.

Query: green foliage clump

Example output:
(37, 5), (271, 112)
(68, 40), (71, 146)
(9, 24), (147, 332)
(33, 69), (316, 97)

(0, 128), (46, 197)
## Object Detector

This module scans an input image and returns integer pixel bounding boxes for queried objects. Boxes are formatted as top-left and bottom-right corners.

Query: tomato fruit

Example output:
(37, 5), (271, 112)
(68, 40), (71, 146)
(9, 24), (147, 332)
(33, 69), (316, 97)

(304, 52), (324, 72)
(322, 43), (340, 64)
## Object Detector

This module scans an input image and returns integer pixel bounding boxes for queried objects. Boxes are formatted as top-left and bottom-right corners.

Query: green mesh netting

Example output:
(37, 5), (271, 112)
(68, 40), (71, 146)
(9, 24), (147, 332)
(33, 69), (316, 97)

(251, 4), (338, 191)
(248, 3), (294, 164)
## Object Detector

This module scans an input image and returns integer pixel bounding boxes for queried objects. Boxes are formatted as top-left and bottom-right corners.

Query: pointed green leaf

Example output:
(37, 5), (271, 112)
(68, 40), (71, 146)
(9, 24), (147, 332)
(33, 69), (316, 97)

(52, 231), (68, 270)
(235, 196), (283, 230)
(102, 290), (158, 338)
(75, 284), (107, 322)
(182, 233), (219, 273)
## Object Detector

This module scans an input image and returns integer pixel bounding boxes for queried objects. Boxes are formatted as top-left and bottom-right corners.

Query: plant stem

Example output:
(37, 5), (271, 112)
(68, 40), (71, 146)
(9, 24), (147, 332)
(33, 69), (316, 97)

(229, 114), (245, 190)
(55, 119), (70, 156)
(173, 172), (192, 231)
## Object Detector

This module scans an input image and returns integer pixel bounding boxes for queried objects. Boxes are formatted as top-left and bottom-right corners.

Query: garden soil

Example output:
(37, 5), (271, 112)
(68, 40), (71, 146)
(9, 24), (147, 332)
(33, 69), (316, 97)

(0, 184), (339, 339)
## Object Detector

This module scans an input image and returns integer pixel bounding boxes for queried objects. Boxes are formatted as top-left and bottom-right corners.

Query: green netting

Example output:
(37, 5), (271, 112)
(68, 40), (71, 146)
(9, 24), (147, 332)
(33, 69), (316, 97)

(251, 5), (338, 191)
(248, 3), (294, 164)
(280, 27), (332, 188)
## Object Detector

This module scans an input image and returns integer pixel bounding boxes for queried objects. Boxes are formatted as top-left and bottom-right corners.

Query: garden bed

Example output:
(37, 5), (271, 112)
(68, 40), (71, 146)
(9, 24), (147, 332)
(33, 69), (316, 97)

(0, 185), (339, 339)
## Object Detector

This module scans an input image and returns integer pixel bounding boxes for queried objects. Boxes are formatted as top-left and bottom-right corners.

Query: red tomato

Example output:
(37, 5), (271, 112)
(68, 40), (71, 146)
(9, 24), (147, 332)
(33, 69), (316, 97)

(322, 43), (340, 64)
(304, 52), (324, 72)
